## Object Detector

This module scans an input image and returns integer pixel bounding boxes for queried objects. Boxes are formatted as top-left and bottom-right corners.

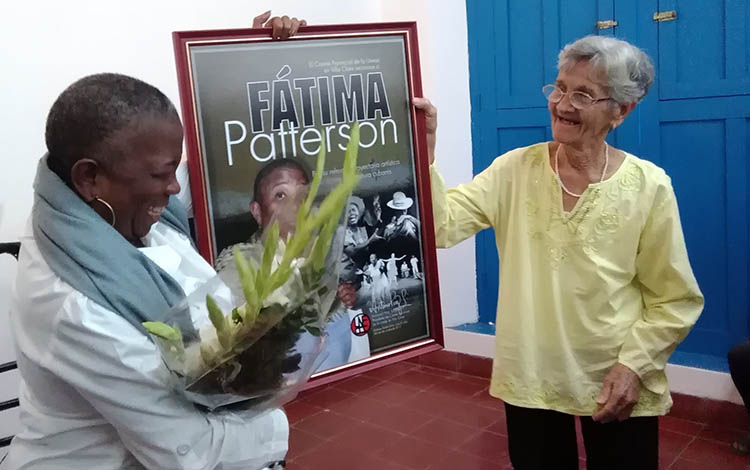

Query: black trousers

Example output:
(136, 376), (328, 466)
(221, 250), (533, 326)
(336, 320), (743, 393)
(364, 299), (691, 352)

(505, 403), (659, 470)
(729, 341), (750, 413)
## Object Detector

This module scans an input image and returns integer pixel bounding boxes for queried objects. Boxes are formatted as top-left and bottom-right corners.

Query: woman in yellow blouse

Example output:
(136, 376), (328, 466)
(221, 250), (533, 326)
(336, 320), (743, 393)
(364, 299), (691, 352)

(414, 35), (703, 470)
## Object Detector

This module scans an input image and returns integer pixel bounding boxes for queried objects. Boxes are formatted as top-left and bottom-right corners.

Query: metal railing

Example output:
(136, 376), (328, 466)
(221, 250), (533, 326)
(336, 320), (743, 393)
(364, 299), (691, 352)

(0, 361), (18, 448)
(1, 242), (21, 449)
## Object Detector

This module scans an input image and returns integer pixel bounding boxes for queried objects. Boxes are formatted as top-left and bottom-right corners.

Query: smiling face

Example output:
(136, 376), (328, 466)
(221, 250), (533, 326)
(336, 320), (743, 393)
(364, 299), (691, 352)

(549, 61), (626, 149)
(347, 202), (361, 226)
(92, 115), (183, 242)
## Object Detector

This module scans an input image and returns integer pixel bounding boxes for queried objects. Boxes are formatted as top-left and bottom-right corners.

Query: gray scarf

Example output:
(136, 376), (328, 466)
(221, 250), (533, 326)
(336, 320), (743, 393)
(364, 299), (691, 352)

(32, 154), (191, 334)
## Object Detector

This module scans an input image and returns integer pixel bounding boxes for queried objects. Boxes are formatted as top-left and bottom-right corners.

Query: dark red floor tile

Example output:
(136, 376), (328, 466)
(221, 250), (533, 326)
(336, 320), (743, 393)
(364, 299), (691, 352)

(359, 381), (422, 406)
(452, 372), (493, 388)
(659, 429), (695, 456)
(299, 386), (356, 409)
(679, 437), (750, 470)
(485, 415), (508, 436)
(707, 400), (750, 431)
(429, 450), (507, 470)
(659, 451), (678, 470)
(460, 430), (510, 462)
(697, 424), (748, 445)
(334, 421), (404, 455)
(284, 400), (324, 425)
(659, 415), (705, 436)
(457, 353), (493, 378)
(294, 409), (363, 439)
(417, 364), (461, 380)
(328, 393), (388, 422)
(428, 377), (490, 400)
(416, 350), (460, 372)
(295, 441), (370, 469)
(365, 403), (435, 434)
(363, 361), (418, 381)
(438, 398), (506, 429)
(470, 387), (506, 411)
(670, 458), (723, 470)
(330, 374), (383, 394)
(401, 390), (459, 416)
(286, 428), (326, 460)
(284, 460), (311, 470)
(410, 417), (479, 448)
(379, 435), (453, 470)
(669, 393), (723, 425)
(387, 369), (445, 390)
(351, 456), (414, 470)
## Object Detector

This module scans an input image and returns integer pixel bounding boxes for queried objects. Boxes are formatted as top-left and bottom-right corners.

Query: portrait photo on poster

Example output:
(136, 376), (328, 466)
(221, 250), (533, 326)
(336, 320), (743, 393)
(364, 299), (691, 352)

(173, 22), (443, 384)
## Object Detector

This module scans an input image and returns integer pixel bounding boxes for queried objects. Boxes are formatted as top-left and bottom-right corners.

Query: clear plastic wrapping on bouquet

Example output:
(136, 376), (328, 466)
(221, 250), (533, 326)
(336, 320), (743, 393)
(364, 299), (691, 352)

(145, 125), (362, 412)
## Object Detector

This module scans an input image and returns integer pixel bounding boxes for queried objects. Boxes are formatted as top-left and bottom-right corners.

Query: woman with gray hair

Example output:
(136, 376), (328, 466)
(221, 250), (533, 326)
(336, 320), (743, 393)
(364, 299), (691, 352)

(414, 35), (703, 469)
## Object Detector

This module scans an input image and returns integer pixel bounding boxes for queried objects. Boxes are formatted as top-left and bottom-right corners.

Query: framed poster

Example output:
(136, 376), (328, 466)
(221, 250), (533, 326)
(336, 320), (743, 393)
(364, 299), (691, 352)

(173, 22), (443, 386)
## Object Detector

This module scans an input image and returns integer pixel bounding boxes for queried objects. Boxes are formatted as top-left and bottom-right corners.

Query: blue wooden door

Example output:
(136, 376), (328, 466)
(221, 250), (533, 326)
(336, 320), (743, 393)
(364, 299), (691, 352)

(466, 0), (750, 369)
(644, 0), (750, 368)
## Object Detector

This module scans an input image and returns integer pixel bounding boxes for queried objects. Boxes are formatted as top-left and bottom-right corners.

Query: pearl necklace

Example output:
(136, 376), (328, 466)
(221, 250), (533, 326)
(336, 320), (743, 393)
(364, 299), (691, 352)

(554, 143), (609, 198)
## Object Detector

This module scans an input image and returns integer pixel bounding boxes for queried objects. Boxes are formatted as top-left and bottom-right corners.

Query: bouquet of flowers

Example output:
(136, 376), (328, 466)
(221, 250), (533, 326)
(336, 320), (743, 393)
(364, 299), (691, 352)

(144, 124), (362, 411)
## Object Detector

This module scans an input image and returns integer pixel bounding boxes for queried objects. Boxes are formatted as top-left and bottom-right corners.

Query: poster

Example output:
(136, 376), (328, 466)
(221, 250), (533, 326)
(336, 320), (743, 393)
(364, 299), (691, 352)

(174, 23), (443, 385)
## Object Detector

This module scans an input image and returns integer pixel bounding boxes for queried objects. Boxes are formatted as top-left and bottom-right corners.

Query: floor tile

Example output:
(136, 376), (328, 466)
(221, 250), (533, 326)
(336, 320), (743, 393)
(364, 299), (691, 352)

(286, 428), (326, 461)
(679, 437), (750, 470)
(362, 361), (418, 381)
(437, 397), (505, 429)
(457, 353), (493, 378)
(460, 430), (510, 462)
(333, 421), (404, 456)
(359, 381), (423, 407)
(365, 403), (435, 434)
(331, 374), (384, 394)
(294, 409), (363, 439)
(428, 450), (507, 470)
(659, 415), (705, 436)
(470, 387), (506, 411)
(283, 400), (324, 425)
(697, 424), (748, 445)
(410, 417), (479, 448)
(659, 429), (695, 456)
(387, 369), (446, 390)
(300, 386), (356, 409)
(380, 435), (453, 470)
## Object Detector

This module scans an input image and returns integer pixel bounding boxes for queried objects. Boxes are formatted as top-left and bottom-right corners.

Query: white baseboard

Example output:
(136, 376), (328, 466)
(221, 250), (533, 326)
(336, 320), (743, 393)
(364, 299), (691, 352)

(443, 328), (744, 405)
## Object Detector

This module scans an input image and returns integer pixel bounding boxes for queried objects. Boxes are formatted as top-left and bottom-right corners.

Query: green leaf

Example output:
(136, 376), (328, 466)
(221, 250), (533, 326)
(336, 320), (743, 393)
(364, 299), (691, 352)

(300, 135), (326, 223)
(257, 221), (280, 298)
(206, 295), (225, 332)
(206, 294), (232, 349)
(143, 321), (181, 341)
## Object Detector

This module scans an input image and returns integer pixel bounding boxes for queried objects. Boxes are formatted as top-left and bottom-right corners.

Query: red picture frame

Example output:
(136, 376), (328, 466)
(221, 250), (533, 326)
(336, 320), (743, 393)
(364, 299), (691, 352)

(173, 22), (443, 387)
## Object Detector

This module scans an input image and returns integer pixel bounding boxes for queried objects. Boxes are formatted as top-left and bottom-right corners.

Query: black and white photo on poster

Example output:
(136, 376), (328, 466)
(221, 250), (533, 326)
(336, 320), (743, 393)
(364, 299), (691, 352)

(341, 187), (427, 353)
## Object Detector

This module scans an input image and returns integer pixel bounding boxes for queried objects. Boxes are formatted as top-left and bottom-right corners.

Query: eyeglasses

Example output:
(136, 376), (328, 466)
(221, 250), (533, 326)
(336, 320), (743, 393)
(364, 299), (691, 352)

(542, 84), (611, 109)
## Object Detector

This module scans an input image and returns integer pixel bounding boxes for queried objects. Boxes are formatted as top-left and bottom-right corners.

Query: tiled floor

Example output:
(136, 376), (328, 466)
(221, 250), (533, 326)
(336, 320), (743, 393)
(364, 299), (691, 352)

(283, 360), (750, 469)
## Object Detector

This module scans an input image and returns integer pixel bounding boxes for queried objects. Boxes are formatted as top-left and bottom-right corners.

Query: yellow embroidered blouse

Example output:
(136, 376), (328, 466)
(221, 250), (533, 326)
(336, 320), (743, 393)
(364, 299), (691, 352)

(430, 143), (704, 416)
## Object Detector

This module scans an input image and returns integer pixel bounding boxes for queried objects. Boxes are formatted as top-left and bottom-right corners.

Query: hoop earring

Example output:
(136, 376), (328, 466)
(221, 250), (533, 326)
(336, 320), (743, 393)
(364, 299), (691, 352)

(93, 197), (116, 227)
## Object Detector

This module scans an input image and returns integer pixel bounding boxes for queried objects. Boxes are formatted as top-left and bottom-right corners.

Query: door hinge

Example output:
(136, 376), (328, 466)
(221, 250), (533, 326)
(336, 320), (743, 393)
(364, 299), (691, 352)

(653, 10), (677, 22)
(596, 20), (618, 30)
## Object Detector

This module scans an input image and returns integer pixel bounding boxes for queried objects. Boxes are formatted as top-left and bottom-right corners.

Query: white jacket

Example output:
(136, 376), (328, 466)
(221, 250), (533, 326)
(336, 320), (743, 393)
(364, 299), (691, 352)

(1, 221), (288, 470)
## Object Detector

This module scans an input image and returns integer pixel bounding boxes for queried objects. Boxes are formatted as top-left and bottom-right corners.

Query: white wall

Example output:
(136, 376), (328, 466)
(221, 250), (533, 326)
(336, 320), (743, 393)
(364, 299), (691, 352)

(0, 0), (479, 426)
